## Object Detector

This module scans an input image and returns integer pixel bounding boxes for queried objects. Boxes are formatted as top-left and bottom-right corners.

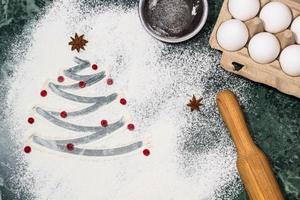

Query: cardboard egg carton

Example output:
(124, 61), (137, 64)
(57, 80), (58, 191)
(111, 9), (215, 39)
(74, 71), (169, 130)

(209, 0), (300, 98)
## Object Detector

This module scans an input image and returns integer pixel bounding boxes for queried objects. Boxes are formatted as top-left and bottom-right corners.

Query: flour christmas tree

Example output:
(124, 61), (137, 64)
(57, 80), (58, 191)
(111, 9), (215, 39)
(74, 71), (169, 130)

(25, 57), (145, 157)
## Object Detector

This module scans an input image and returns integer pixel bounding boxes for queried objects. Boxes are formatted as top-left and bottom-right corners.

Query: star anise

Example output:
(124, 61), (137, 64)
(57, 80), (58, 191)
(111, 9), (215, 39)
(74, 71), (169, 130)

(68, 33), (88, 52)
(187, 95), (203, 112)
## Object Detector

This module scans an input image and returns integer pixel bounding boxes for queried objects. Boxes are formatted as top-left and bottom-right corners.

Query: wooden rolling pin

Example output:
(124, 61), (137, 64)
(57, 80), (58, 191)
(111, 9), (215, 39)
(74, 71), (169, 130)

(216, 90), (284, 200)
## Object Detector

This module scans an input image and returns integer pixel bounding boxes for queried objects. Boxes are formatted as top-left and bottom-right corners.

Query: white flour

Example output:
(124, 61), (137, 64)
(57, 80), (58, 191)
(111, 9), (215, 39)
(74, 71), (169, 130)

(5, 0), (251, 199)
(146, 0), (192, 35)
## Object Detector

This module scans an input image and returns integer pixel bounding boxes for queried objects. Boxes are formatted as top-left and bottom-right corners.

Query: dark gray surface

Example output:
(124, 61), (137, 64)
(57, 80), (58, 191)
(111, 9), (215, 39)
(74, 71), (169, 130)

(0, 0), (299, 199)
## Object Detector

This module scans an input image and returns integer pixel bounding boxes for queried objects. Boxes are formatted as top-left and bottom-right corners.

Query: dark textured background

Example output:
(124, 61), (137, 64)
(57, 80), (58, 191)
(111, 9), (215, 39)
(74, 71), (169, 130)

(0, 0), (299, 199)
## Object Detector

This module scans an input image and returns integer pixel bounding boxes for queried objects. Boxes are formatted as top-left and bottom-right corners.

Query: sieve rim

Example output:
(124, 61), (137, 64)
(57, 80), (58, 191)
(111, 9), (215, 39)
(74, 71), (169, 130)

(138, 0), (208, 43)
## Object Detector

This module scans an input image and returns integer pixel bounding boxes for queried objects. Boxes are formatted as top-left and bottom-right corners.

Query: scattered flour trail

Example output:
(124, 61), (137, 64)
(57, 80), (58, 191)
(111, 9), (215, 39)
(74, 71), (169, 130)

(5, 0), (249, 199)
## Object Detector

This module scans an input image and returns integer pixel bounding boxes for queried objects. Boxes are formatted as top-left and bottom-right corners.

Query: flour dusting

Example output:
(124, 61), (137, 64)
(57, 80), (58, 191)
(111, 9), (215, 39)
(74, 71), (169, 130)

(4, 0), (251, 199)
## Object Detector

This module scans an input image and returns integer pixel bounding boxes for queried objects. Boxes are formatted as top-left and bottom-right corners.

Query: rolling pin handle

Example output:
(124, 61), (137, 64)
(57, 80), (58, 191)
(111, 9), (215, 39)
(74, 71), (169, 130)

(216, 90), (256, 155)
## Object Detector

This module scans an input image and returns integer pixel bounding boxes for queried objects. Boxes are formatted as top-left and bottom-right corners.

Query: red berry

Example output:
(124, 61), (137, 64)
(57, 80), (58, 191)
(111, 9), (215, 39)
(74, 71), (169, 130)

(107, 78), (113, 85)
(24, 146), (31, 153)
(66, 143), (74, 151)
(60, 111), (68, 118)
(143, 149), (150, 156)
(101, 120), (108, 127)
(127, 123), (135, 131)
(57, 76), (64, 82)
(40, 90), (47, 97)
(120, 98), (127, 105)
(27, 117), (34, 124)
(92, 64), (98, 70)
(79, 81), (86, 88)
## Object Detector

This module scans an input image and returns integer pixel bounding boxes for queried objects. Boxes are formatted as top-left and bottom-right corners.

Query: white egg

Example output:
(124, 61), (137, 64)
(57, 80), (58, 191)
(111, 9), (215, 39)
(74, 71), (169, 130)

(217, 19), (249, 51)
(248, 32), (280, 64)
(259, 2), (292, 33)
(291, 16), (300, 44)
(228, 0), (260, 21)
(280, 45), (300, 76)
